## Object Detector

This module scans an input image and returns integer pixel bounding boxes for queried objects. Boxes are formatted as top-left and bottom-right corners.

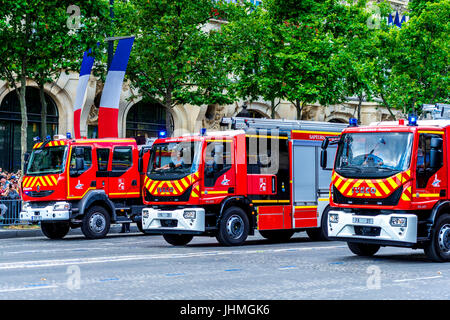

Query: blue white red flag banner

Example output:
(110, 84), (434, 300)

(98, 37), (135, 138)
(73, 48), (95, 139)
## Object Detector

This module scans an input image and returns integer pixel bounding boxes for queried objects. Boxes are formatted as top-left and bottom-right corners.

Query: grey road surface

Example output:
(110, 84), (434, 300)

(0, 231), (448, 300)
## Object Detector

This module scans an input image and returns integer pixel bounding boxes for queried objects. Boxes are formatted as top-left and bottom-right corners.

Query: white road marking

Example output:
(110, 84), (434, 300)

(0, 245), (346, 270)
(0, 285), (58, 293)
(393, 276), (443, 283)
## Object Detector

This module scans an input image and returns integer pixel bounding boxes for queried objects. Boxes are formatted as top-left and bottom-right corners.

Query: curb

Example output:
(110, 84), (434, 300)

(0, 224), (141, 239)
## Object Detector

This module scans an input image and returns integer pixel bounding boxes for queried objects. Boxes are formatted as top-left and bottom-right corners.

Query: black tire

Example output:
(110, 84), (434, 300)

(216, 206), (249, 246)
(424, 214), (450, 262)
(306, 206), (331, 241)
(136, 220), (144, 233)
(163, 234), (194, 246)
(259, 230), (294, 242)
(41, 222), (70, 239)
(347, 242), (380, 257)
(81, 206), (111, 239)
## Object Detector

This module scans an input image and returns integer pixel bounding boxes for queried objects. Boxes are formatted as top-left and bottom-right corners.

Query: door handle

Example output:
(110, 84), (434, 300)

(132, 180), (137, 186)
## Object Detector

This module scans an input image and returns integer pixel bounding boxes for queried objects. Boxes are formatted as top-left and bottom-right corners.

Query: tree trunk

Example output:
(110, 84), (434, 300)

(271, 99), (275, 119)
(295, 99), (302, 120)
(357, 94), (363, 124)
(39, 85), (48, 139)
(18, 77), (27, 171)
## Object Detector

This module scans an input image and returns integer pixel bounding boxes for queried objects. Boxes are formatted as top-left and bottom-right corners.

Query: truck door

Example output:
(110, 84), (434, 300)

(67, 146), (95, 199)
(108, 146), (139, 198)
(95, 148), (110, 194)
(202, 140), (235, 200)
(292, 142), (318, 228)
(414, 133), (446, 203)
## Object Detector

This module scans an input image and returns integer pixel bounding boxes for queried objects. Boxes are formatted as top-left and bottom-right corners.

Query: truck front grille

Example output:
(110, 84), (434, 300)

(333, 186), (402, 206)
(354, 226), (381, 237)
(160, 219), (178, 228)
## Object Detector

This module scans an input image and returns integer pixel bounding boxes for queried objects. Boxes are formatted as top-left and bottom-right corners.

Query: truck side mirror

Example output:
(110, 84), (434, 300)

(430, 137), (443, 169)
(23, 152), (30, 174)
(321, 137), (329, 150)
(75, 147), (84, 157)
(320, 150), (327, 169)
(75, 157), (85, 172)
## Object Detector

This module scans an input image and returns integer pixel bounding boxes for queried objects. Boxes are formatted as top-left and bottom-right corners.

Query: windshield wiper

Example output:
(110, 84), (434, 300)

(337, 166), (362, 173)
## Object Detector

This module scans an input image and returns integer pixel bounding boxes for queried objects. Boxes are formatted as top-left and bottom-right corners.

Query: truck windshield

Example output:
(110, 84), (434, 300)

(148, 141), (201, 180)
(27, 146), (68, 175)
(335, 132), (413, 178)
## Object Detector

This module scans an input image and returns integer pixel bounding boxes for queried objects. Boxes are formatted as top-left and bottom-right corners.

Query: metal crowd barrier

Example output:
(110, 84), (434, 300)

(0, 199), (25, 226)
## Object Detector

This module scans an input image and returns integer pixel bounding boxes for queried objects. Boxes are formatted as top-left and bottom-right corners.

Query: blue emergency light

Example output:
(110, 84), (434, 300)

(200, 128), (207, 136)
(45, 135), (51, 141)
(408, 115), (418, 126)
(158, 130), (167, 138)
(33, 136), (41, 142)
(349, 118), (358, 127)
(66, 132), (72, 139)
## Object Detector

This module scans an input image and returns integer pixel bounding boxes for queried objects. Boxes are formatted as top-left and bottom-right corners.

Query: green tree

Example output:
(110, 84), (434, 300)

(0, 0), (109, 168)
(222, 3), (285, 118)
(114, 0), (234, 129)
(31, 1), (109, 138)
(379, 0), (449, 114)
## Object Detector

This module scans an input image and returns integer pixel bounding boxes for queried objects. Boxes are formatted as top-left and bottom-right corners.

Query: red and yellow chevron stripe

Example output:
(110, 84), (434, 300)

(22, 175), (59, 188)
(144, 172), (200, 196)
(332, 170), (411, 198)
(190, 183), (200, 198)
(33, 140), (66, 149)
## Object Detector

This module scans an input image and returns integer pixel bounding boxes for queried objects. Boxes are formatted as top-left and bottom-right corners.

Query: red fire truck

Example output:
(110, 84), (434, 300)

(20, 135), (154, 239)
(322, 104), (450, 261)
(141, 117), (346, 246)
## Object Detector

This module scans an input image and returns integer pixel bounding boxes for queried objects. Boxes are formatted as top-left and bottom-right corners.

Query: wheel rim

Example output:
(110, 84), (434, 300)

(226, 214), (244, 239)
(89, 213), (106, 234)
(438, 224), (450, 254)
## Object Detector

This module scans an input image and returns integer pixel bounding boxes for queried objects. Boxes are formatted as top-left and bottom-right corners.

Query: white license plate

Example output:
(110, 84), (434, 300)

(158, 212), (172, 218)
(353, 217), (373, 224)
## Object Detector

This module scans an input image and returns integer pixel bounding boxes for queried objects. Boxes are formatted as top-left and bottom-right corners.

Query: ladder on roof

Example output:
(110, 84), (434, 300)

(220, 117), (347, 133)
(422, 103), (450, 120)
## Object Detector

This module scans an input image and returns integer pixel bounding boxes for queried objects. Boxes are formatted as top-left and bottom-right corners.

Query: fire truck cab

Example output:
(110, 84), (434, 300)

(141, 117), (346, 246)
(323, 104), (450, 261)
(20, 135), (154, 239)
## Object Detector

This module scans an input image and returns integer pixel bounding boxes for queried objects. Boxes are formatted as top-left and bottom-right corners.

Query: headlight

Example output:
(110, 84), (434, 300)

(22, 202), (30, 211)
(329, 214), (339, 223)
(390, 217), (407, 227)
(142, 210), (149, 219)
(183, 210), (196, 219)
(53, 202), (71, 211)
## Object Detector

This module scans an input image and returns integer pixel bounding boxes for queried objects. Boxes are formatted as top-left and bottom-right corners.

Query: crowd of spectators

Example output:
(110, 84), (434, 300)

(0, 168), (21, 200)
(0, 168), (21, 222)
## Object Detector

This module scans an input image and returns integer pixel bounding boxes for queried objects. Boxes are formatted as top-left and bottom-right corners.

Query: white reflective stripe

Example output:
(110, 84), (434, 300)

(99, 70), (125, 109)
(73, 74), (91, 111)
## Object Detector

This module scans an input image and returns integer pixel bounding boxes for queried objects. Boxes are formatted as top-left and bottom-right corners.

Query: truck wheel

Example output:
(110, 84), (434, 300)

(306, 206), (330, 241)
(81, 206), (111, 239)
(259, 230), (294, 242)
(163, 234), (194, 246)
(136, 220), (145, 233)
(41, 222), (70, 239)
(216, 206), (249, 246)
(424, 214), (450, 262)
(347, 242), (380, 257)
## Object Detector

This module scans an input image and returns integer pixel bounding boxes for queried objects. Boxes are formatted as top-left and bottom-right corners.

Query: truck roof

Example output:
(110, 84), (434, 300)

(369, 119), (450, 128)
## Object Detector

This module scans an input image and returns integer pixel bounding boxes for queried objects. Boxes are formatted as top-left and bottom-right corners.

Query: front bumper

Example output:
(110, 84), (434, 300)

(327, 210), (418, 245)
(20, 203), (71, 222)
(142, 207), (205, 234)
